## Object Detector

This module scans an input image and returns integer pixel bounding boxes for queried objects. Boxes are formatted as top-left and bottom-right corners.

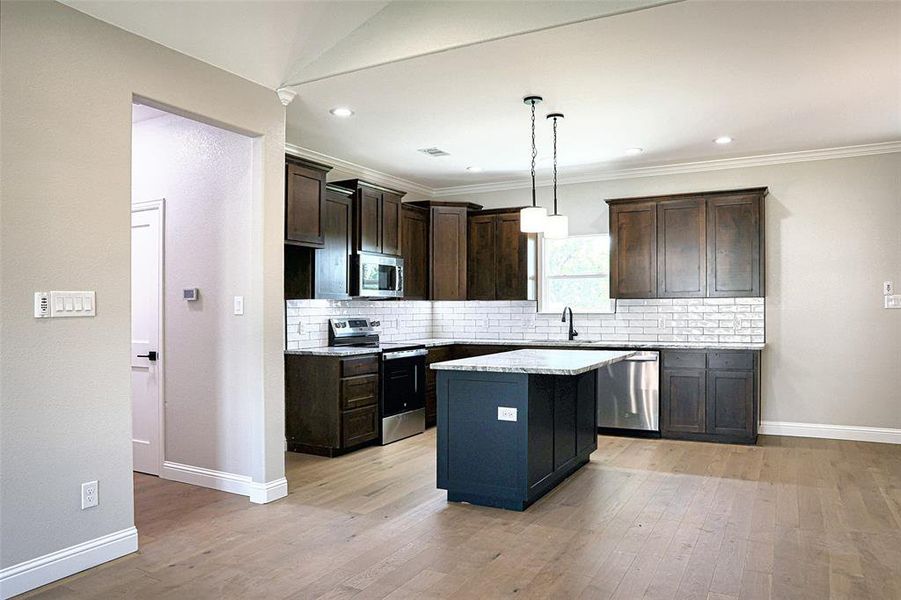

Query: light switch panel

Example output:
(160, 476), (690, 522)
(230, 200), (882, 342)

(885, 295), (901, 309)
(233, 296), (244, 315)
(50, 291), (96, 318)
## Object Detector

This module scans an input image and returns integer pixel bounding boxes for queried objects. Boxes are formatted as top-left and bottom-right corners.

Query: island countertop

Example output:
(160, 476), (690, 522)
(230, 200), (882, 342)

(429, 348), (636, 376)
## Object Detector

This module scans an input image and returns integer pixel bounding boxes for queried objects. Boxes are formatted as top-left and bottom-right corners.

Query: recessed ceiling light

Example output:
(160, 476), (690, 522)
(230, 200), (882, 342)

(625, 147), (643, 156)
(466, 166), (482, 172)
(714, 136), (733, 145)
(329, 107), (354, 118)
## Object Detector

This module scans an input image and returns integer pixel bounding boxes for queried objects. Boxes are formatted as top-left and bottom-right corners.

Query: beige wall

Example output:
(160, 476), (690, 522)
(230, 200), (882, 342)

(0, 0), (286, 571)
(450, 153), (901, 430)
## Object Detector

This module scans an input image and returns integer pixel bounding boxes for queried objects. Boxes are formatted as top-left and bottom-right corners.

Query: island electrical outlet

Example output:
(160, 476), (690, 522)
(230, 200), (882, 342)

(498, 407), (517, 422)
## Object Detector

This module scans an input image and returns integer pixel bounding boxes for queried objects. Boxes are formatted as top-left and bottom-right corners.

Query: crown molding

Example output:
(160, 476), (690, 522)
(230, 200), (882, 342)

(284, 143), (433, 198)
(430, 141), (901, 197)
(285, 141), (901, 199)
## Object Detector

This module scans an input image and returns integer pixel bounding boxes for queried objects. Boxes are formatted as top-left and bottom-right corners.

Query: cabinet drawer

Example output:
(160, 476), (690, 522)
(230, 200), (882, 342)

(341, 355), (378, 377)
(342, 405), (379, 447)
(340, 374), (378, 410)
(707, 351), (754, 371)
(662, 351), (706, 369)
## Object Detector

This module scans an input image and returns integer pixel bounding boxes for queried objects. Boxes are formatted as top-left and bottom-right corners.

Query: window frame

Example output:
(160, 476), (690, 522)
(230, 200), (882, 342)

(537, 232), (615, 314)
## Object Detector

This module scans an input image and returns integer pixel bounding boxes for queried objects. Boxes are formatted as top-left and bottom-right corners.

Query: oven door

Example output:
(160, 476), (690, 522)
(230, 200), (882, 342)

(380, 349), (426, 418)
(355, 254), (404, 298)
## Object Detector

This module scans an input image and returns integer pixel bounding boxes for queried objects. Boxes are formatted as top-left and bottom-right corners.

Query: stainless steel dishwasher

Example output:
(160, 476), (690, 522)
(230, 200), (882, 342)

(597, 351), (660, 433)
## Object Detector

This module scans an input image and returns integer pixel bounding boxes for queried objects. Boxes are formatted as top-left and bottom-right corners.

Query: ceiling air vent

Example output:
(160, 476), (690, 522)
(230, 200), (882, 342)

(417, 147), (450, 157)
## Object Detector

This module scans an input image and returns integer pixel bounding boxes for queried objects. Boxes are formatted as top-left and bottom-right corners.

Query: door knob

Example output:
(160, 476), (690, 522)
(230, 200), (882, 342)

(137, 351), (158, 361)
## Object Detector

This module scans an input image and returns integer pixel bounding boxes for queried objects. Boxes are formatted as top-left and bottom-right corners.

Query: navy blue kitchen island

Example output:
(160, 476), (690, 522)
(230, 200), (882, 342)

(431, 349), (635, 511)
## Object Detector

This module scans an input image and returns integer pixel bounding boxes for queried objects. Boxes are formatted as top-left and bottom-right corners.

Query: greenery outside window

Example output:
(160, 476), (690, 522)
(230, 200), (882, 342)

(538, 233), (614, 314)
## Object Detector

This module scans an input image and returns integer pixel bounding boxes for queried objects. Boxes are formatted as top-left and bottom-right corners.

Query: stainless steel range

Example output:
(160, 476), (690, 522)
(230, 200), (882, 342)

(327, 318), (426, 445)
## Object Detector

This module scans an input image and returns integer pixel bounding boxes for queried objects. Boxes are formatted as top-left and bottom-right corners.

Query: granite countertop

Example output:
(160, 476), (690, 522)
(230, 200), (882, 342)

(285, 337), (765, 356)
(429, 349), (637, 376)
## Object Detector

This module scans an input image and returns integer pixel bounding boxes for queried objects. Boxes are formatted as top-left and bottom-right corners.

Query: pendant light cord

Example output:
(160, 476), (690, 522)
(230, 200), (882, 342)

(530, 99), (537, 208)
(552, 116), (558, 216)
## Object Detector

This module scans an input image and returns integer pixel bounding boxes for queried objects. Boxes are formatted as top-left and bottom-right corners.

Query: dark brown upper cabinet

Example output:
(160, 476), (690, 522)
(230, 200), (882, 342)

(333, 179), (406, 256)
(430, 206), (468, 300)
(707, 192), (764, 297)
(313, 187), (354, 300)
(381, 192), (402, 256)
(657, 197), (706, 298)
(607, 188), (766, 299)
(609, 201), (657, 298)
(467, 209), (528, 301)
(467, 213), (497, 300)
(407, 201), (483, 301)
(401, 205), (429, 300)
(285, 156), (332, 247)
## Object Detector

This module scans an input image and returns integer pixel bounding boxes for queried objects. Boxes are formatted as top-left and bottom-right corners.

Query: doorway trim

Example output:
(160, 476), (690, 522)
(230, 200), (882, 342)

(132, 198), (166, 475)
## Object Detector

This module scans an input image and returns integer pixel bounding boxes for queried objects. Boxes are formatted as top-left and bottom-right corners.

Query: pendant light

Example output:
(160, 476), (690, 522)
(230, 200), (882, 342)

(520, 96), (547, 233)
(543, 112), (568, 239)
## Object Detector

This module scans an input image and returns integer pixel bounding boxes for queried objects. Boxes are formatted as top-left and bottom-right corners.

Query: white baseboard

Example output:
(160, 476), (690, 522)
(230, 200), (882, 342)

(0, 527), (138, 599)
(162, 461), (287, 504)
(760, 420), (901, 444)
(249, 477), (288, 504)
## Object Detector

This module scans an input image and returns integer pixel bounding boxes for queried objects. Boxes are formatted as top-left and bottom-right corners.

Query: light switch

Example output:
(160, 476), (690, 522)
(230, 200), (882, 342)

(50, 291), (96, 317)
(233, 296), (244, 315)
(885, 295), (901, 309)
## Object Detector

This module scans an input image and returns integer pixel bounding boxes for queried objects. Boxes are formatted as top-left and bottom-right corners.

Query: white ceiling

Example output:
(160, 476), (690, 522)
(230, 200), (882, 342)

(66, 0), (900, 192)
(288, 0), (901, 189)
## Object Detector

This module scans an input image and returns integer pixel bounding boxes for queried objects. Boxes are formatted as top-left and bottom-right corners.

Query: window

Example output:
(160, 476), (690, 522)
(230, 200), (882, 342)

(539, 233), (614, 313)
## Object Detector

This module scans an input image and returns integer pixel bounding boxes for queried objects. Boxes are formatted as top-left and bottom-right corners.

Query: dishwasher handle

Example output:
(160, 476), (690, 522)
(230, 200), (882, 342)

(623, 353), (659, 362)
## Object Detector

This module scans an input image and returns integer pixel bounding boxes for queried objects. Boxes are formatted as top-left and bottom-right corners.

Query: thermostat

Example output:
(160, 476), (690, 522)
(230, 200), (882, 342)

(183, 288), (199, 301)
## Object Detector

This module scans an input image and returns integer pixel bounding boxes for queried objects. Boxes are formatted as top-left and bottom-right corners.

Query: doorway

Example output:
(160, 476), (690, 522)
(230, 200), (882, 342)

(131, 200), (164, 475)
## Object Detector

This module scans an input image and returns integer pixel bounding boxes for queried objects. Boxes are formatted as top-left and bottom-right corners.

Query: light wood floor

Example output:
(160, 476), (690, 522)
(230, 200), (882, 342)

(22, 431), (901, 599)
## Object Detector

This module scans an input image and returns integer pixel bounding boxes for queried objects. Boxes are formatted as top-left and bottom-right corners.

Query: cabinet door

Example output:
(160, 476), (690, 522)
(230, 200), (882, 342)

(657, 198), (706, 297)
(707, 193), (762, 297)
(285, 162), (326, 247)
(467, 214), (497, 300)
(381, 192), (402, 256)
(610, 201), (657, 298)
(661, 368), (706, 434)
(401, 206), (429, 300)
(356, 187), (382, 253)
(495, 212), (528, 300)
(342, 405), (378, 447)
(706, 370), (754, 438)
(314, 191), (352, 299)
(430, 206), (468, 300)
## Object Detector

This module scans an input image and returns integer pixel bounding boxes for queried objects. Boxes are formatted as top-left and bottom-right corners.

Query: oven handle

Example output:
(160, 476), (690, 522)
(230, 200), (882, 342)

(382, 348), (428, 361)
(414, 367), (418, 393)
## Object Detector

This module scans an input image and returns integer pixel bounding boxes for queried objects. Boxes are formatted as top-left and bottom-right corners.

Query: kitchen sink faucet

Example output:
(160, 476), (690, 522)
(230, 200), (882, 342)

(561, 306), (579, 341)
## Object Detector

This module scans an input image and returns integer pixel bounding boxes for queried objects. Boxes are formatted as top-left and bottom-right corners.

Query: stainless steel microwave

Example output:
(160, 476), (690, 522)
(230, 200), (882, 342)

(352, 253), (404, 298)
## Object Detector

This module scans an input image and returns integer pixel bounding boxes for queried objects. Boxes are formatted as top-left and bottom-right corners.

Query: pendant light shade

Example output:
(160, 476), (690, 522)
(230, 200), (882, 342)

(520, 206), (548, 233)
(544, 214), (569, 239)
(544, 112), (568, 239)
(520, 96), (546, 233)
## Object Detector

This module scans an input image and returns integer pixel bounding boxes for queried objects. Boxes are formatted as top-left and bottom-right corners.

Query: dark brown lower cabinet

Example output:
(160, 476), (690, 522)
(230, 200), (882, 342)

(707, 370), (755, 437)
(425, 346), (453, 427)
(661, 368), (706, 434)
(661, 350), (759, 444)
(285, 353), (379, 456)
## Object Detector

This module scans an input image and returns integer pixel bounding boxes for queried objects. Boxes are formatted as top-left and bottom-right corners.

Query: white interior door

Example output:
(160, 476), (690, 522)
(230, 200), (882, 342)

(131, 202), (163, 475)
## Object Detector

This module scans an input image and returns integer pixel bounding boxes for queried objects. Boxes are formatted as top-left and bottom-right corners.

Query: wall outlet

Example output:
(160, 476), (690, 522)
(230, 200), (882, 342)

(497, 407), (518, 422)
(884, 281), (894, 295)
(81, 481), (98, 509)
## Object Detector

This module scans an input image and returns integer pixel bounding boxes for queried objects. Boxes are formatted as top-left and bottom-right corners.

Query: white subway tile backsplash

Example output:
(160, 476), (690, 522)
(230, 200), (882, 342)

(285, 296), (765, 348)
